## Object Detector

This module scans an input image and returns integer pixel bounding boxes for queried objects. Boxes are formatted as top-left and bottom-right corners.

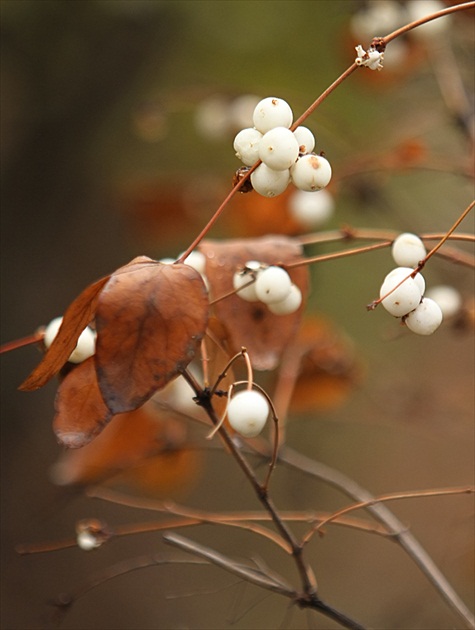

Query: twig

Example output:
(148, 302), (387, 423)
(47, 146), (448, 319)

(278, 446), (475, 629)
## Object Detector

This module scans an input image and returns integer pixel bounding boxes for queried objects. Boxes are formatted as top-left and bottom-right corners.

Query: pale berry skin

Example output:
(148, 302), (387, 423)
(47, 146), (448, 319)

(180, 250), (207, 275)
(405, 298), (443, 335)
(233, 127), (263, 166)
(379, 268), (423, 317)
(76, 531), (101, 551)
(232, 261), (262, 302)
(293, 126), (316, 154)
(255, 266), (292, 304)
(289, 189), (334, 228)
(384, 267), (426, 297)
(258, 127), (299, 171)
(268, 284), (302, 315)
(425, 285), (462, 319)
(252, 97), (293, 134)
(290, 154), (332, 191)
(44, 316), (96, 363)
(250, 163), (290, 198)
(391, 233), (426, 268)
(227, 390), (269, 438)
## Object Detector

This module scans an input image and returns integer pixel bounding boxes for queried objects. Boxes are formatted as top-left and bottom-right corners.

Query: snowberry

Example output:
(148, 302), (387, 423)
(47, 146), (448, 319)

(391, 233), (426, 268)
(289, 189), (334, 229)
(405, 298), (443, 335)
(384, 266), (425, 296)
(425, 285), (462, 319)
(252, 97), (293, 134)
(267, 284), (302, 315)
(258, 127), (299, 171)
(406, 1), (450, 40)
(233, 127), (263, 166)
(232, 261), (262, 302)
(379, 268), (423, 317)
(255, 266), (292, 304)
(293, 126), (316, 154)
(77, 530), (103, 551)
(180, 250), (207, 275)
(227, 390), (269, 438)
(290, 154), (332, 191)
(229, 94), (261, 130)
(44, 316), (96, 363)
(250, 163), (290, 198)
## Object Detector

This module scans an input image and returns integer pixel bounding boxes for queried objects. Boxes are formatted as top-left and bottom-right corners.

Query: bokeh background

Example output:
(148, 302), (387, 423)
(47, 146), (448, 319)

(1, 1), (474, 629)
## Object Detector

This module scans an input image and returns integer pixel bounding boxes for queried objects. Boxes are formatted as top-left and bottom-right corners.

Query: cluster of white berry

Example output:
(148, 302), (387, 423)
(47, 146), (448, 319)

(233, 262), (301, 315)
(233, 97), (332, 198)
(43, 316), (96, 363)
(227, 388), (269, 438)
(379, 233), (447, 335)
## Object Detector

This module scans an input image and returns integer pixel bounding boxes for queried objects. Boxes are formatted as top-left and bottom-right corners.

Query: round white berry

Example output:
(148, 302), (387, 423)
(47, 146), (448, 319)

(44, 316), (96, 363)
(77, 530), (102, 551)
(379, 268), (422, 317)
(255, 266), (292, 304)
(258, 127), (299, 171)
(384, 266), (425, 296)
(227, 390), (269, 438)
(179, 250), (207, 275)
(406, 1), (450, 40)
(293, 126), (315, 154)
(252, 97), (293, 134)
(233, 127), (263, 166)
(232, 261), (262, 302)
(425, 285), (462, 319)
(391, 233), (426, 268)
(229, 94), (261, 130)
(290, 154), (332, 191)
(250, 163), (290, 198)
(289, 189), (334, 229)
(267, 284), (302, 315)
(405, 298), (443, 335)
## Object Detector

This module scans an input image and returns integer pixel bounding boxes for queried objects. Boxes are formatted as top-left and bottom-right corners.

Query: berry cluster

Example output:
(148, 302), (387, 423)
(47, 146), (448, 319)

(233, 262), (301, 315)
(379, 233), (445, 335)
(233, 97), (332, 198)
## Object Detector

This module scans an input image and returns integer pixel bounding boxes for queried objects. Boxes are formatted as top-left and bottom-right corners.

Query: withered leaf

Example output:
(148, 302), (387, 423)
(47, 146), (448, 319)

(53, 357), (112, 448)
(200, 237), (308, 370)
(51, 400), (202, 498)
(288, 316), (361, 413)
(95, 260), (209, 414)
(19, 275), (110, 391)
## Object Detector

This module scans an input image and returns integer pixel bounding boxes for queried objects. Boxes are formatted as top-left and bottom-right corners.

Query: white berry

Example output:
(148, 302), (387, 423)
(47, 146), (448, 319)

(391, 233), (426, 268)
(290, 154), (332, 191)
(233, 127), (263, 166)
(232, 261), (262, 302)
(258, 127), (299, 171)
(252, 97), (293, 134)
(405, 298), (443, 335)
(289, 189), (334, 228)
(250, 163), (290, 198)
(293, 126), (315, 154)
(384, 266), (425, 296)
(179, 250), (207, 275)
(255, 266), (292, 304)
(425, 285), (462, 319)
(227, 390), (269, 438)
(77, 530), (102, 551)
(268, 284), (302, 315)
(44, 316), (96, 363)
(379, 268), (423, 317)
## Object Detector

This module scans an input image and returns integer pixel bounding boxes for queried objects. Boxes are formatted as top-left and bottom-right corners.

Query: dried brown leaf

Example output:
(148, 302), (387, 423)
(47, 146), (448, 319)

(200, 237), (308, 370)
(95, 260), (209, 414)
(19, 275), (110, 391)
(53, 357), (112, 448)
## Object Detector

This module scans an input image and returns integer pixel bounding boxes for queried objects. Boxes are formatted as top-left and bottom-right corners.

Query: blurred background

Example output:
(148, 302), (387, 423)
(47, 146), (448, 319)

(1, 1), (474, 628)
